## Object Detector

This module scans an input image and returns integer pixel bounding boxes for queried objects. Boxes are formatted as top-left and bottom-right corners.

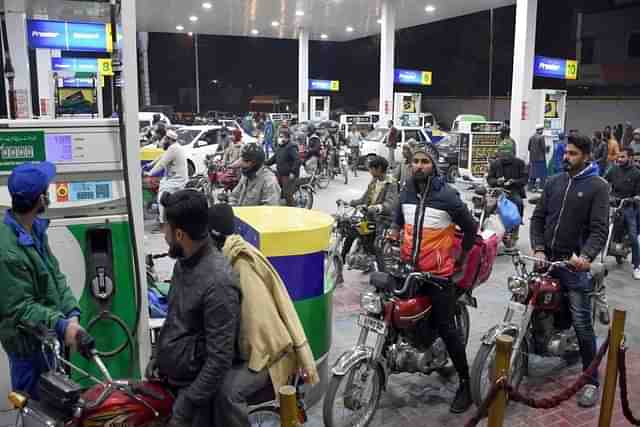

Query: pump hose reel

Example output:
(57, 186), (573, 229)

(86, 310), (136, 359)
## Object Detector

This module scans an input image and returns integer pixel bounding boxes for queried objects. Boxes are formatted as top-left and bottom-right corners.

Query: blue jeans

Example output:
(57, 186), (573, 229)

(550, 267), (598, 386)
(263, 139), (273, 157)
(623, 206), (640, 268)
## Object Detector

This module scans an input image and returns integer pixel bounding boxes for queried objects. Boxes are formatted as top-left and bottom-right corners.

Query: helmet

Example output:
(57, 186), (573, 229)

(306, 123), (316, 135)
(240, 143), (265, 166)
(633, 128), (640, 136)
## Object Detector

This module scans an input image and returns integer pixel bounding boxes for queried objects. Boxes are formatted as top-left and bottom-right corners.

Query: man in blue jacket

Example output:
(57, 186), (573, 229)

(530, 134), (609, 408)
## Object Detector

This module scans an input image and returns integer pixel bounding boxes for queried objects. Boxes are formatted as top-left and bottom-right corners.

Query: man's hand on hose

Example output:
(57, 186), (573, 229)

(64, 321), (83, 349)
(75, 329), (96, 360)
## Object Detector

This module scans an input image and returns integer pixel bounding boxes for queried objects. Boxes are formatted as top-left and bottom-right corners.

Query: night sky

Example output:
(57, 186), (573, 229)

(147, 0), (639, 113)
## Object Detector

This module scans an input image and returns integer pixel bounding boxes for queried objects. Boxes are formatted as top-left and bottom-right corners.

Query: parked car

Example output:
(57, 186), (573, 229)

(219, 119), (259, 144)
(360, 126), (439, 165)
(167, 125), (226, 176)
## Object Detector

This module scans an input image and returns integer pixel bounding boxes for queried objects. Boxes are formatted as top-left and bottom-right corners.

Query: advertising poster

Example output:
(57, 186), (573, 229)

(57, 88), (97, 115)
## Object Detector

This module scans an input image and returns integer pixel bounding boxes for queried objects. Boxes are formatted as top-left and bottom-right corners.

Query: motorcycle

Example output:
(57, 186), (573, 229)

(291, 174), (315, 209)
(469, 252), (608, 406)
(10, 320), (308, 427)
(205, 154), (241, 204)
(323, 230), (499, 427)
(605, 196), (636, 265)
(328, 200), (391, 284)
(470, 185), (518, 253)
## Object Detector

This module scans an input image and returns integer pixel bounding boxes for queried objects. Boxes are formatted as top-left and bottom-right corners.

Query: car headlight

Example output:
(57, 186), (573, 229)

(508, 276), (528, 299)
(360, 292), (383, 314)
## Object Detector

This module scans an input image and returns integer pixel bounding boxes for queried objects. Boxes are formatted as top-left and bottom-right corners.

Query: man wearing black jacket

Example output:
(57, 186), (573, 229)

(266, 127), (301, 206)
(390, 147), (477, 414)
(153, 190), (240, 427)
(530, 134), (609, 408)
(605, 147), (640, 278)
(304, 124), (322, 176)
(487, 143), (528, 220)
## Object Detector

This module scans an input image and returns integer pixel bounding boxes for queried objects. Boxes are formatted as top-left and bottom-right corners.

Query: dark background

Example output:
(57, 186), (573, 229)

(148, 0), (640, 113)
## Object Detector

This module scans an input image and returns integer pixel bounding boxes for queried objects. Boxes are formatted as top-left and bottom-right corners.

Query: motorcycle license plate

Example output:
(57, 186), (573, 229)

(358, 314), (387, 335)
(508, 301), (527, 324)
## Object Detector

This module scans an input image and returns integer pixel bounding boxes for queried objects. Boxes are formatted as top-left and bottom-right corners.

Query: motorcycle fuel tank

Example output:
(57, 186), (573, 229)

(393, 296), (432, 329)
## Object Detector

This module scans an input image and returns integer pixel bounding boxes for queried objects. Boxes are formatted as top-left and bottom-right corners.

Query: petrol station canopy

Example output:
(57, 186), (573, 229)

(18, 0), (515, 41)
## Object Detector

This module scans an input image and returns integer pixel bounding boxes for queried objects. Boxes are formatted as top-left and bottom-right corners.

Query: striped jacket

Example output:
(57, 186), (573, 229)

(394, 175), (477, 276)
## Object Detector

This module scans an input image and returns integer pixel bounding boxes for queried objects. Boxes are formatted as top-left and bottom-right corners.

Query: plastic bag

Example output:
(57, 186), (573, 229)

(497, 195), (522, 232)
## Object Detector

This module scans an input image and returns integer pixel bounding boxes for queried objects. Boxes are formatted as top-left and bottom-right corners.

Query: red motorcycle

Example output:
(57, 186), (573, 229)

(9, 325), (308, 427)
(205, 154), (240, 203)
(323, 232), (499, 427)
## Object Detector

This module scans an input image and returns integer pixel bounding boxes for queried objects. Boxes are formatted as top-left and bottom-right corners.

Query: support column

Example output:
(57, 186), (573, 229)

(509, 0), (538, 160)
(35, 49), (53, 117)
(379, 0), (396, 125)
(4, 0), (32, 118)
(137, 32), (151, 107)
(120, 0), (151, 371)
(298, 28), (309, 122)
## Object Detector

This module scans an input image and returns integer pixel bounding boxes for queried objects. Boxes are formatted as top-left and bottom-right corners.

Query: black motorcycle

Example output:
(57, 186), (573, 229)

(605, 196), (636, 265)
(328, 200), (392, 285)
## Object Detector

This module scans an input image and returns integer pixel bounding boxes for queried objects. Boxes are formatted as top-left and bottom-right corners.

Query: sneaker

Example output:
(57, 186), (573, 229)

(577, 384), (599, 408)
(634, 268), (640, 280)
(450, 379), (472, 414)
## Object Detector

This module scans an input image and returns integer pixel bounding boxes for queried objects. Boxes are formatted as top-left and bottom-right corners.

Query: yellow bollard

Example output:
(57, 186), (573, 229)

(488, 335), (513, 427)
(279, 385), (298, 427)
(598, 309), (626, 427)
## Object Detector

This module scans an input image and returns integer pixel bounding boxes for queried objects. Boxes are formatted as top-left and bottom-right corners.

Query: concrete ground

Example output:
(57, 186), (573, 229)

(145, 172), (640, 426)
(2, 171), (639, 427)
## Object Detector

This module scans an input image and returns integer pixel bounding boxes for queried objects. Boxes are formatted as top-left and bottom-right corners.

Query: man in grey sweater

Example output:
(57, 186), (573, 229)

(146, 130), (189, 223)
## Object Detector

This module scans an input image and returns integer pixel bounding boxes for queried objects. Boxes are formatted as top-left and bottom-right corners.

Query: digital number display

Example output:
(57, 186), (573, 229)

(45, 134), (73, 162)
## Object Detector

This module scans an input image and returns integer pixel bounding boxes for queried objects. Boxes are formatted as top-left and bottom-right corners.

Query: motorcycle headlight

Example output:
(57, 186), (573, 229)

(508, 276), (528, 299)
(360, 292), (383, 314)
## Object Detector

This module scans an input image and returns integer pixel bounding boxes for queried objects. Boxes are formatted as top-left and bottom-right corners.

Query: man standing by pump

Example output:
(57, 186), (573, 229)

(0, 162), (91, 399)
(265, 126), (301, 206)
(530, 134), (609, 408)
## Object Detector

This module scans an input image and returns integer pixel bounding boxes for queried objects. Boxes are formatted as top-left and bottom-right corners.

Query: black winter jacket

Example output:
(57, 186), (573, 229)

(265, 142), (301, 177)
(530, 163), (609, 262)
(605, 164), (640, 199)
(306, 134), (322, 159)
(486, 157), (528, 198)
(157, 239), (240, 408)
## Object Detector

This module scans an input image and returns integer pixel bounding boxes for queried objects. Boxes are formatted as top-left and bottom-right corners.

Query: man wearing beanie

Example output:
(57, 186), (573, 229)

(390, 147), (477, 414)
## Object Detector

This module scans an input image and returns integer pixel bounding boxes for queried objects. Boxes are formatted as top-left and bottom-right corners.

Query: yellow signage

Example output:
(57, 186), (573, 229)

(98, 59), (113, 76)
(421, 71), (433, 86)
(565, 60), (578, 80)
(330, 80), (340, 91)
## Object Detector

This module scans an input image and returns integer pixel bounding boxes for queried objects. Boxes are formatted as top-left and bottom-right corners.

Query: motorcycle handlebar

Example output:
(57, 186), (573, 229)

(394, 271), (447, 296)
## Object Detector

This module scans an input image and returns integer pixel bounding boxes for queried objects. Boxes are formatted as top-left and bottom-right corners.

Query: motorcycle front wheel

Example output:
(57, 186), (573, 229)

(293, 187), (314, 209)
(316, 171), (330, 189)
(248, 405), (280, 426)
(470, 330), (528, 407)
(323, 360), (383, 427)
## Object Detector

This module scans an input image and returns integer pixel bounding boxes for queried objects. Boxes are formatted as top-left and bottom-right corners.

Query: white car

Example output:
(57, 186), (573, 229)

(174, 125), (225, 176)
(219, 119), (259, 144)
(360, 126), (438, 163)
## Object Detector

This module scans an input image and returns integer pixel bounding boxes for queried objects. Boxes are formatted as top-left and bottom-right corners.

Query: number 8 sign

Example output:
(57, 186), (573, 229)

(98, 59), (114, 76)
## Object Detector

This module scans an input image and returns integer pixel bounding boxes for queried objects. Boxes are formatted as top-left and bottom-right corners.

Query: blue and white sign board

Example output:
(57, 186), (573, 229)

(59, 77), (95, 88)
(27, 19), (121, 52)
(309, 79), (340, 92)
(394, 68), (432, 86)
(533, 56), (578, 80)
(52, 57), (99, 73)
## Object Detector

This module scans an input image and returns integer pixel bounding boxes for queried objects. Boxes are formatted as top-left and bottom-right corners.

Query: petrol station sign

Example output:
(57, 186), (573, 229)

(52, 57), (100, 73)
(394, 68), (432, 86)
(309, 79), (340, 92)
(28, 19), (122, 52)
(533, 55), (578, 80)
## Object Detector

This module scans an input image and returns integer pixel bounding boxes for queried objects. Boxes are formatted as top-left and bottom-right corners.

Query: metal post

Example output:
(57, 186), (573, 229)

(488, 335), (513, 427)
(598, 309), (626, 427)
(488, 8), (494, 120)
(194, 33), (200, 114)
(279, 385), (298, 427)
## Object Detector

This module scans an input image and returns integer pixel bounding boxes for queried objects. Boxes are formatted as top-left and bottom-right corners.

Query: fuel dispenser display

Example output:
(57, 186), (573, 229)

(0, 119), (147, 387)
(454, 121), (503, 182)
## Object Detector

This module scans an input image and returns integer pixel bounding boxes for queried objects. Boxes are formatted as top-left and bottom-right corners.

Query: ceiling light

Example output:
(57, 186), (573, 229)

(377, 19), (382, 24)
(295, 10), (305, 16)
(251, 29), (259, 35)
(202, 2), (212, 9)
(176, 25), (184, 31)
(425, 5), (436, 13)
(188, 32), (193, 36)
(271, 21), (280, 27)
(320, 34), (328, 39)
(346, 26), (354, 32)
(189, 16), (199, 22)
